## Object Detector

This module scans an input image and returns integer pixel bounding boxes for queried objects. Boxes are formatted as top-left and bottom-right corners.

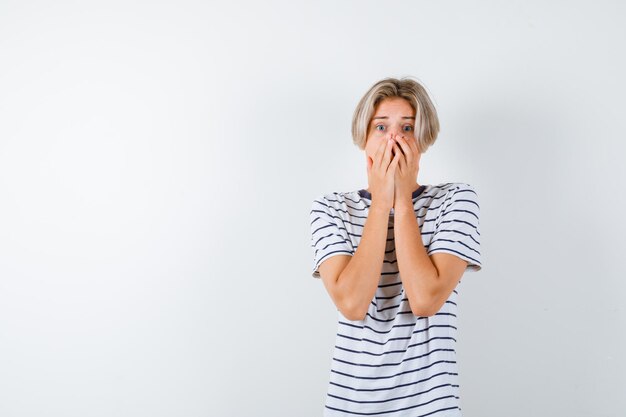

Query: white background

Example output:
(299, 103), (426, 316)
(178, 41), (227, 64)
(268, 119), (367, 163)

(1, 1), (624, 416)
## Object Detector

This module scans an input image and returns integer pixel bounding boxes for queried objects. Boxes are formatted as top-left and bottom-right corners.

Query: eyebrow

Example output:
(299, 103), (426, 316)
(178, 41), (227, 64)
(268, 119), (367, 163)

(372, 116), (415, 120)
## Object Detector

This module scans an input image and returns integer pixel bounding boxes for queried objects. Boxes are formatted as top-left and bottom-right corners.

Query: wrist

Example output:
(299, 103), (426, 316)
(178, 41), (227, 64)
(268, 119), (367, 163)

(370, 201), (392, 214)
(394, 195), (414, 212)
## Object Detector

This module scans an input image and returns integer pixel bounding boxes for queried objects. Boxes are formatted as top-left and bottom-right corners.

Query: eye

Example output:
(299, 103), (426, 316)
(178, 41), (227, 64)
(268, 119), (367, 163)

(375, 124), (385, 131)
(403, 125), (414, 132)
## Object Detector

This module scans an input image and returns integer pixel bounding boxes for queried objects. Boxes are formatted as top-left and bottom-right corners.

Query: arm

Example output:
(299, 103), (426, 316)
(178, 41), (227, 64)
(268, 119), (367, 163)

(393, 198), (468, 317)
(319, 202), (391, 321)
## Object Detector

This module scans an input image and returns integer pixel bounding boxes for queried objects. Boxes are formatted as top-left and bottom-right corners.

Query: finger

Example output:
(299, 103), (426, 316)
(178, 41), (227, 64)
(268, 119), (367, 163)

(393, 143), (405, 169)
(406, 135), (420, 158)
(374, 138), (389, 169)
(382, 138), (393, 168)
(396, 136), (412, 164)
(387, 147), (401, 174)
(391, 143), (400, 173)
(403, 134), (418, 151)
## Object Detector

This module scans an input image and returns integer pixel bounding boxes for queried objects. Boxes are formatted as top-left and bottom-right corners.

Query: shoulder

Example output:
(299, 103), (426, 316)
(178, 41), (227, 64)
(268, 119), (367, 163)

(424, 183), (480, 220)
(311, 190), (359, 210)
(428, 182), (457, 196)
(450, 182), (479, 208)
(431, 181), (476, 193)
(438, 183), (481, 224)
(453, 182), (478, 195)
(432, 182), (479, 201)
(422, 182), (465, 203)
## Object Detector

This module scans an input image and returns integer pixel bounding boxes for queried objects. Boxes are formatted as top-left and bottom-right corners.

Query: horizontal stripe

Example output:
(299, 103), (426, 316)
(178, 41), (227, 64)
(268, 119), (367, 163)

(336, 326), (457, 347)
(338, 320), (416, 334)
(374, 293), (403, 301)
(429, 230), (479, 246)
(377, 281), (403, 289)
(333, 348), (455, 368)
(373, 295), (457, 309)
(371, 301), (401, 313)
(330, 359), (456, 380)
(325, 395), (458, 416)
(429, 237), (480, 255)
(436, 217), (478, 231)
(338, 304), (456, 333)
(312, 233), (353, 252)
(427, 247), (481, 266)
(370, 299), (458, 316)
(336, 331), (415, 346)
(335, 336), (457, 357)
(329, 371), (458, 393)
(328, 382), (455, 404)
(361, 310), (456, 324)
(376, 311), (418, 321)
(443, 206), (479, 221)
(315, 249), (353, 265)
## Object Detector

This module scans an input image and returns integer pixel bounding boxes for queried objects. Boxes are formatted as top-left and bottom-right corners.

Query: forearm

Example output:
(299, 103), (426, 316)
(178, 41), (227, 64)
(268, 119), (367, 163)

(335, 203), (390, 320)
(393, 197), (440, 316)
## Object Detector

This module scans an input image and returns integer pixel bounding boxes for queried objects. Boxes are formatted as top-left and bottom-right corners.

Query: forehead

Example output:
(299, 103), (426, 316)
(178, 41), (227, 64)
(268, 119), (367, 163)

(369, 97), (415, 125)
(372, 97), (414, 116)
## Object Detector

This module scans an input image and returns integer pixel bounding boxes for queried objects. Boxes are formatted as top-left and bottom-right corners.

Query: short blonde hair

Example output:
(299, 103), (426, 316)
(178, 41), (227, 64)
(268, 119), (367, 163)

(351, 76), (440, 153)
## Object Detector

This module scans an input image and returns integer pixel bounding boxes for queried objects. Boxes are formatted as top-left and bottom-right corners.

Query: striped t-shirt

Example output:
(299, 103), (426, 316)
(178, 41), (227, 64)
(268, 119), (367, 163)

(309, 182), (482, 416)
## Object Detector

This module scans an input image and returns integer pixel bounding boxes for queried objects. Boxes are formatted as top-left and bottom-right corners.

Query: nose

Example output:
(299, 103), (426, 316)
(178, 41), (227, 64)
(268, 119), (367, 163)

(388, 127), (402, 140)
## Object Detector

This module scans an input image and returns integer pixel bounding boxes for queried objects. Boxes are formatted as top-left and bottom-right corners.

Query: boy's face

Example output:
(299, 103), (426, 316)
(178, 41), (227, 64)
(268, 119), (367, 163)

(364, 97), (417, 163)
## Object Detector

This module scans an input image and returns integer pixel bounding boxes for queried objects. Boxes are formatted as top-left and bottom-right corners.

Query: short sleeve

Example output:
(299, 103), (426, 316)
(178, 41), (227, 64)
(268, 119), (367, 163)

(427, 183), (482, 272)
(310, 196), (354, 279)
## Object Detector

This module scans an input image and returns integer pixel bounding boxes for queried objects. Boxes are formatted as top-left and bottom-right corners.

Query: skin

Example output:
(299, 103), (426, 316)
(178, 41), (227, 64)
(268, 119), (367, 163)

(364, 96), (421, 204)
(364, 97), (469, 316)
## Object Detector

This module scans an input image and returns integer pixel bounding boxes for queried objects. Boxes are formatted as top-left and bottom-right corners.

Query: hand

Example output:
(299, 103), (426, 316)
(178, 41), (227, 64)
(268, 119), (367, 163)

(366, 137), (402, 211)
(391, 134), (421, 209)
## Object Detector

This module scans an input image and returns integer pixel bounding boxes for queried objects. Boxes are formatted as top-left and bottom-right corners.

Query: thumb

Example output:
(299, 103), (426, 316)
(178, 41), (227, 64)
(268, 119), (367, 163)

(390, 152), (400, 172)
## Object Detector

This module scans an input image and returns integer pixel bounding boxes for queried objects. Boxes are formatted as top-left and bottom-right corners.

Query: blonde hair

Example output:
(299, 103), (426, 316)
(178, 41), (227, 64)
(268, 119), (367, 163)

(351, 76), (440, 153)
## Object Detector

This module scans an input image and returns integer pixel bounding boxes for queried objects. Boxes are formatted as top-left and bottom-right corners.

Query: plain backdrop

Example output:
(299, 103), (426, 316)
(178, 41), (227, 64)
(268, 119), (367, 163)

(1, 1), (625, 416)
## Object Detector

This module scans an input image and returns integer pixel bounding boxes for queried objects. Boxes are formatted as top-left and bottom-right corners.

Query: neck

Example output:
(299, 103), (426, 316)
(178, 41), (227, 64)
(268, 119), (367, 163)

(365, 182), (421, 194)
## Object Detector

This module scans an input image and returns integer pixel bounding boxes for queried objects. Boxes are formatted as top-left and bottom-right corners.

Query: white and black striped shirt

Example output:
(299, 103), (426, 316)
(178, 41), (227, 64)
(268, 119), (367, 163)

(309, 182), (482, 416)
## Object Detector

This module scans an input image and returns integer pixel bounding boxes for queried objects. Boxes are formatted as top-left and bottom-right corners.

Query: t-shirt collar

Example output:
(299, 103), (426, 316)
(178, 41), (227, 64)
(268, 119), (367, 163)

(358, 184), (426, 200)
